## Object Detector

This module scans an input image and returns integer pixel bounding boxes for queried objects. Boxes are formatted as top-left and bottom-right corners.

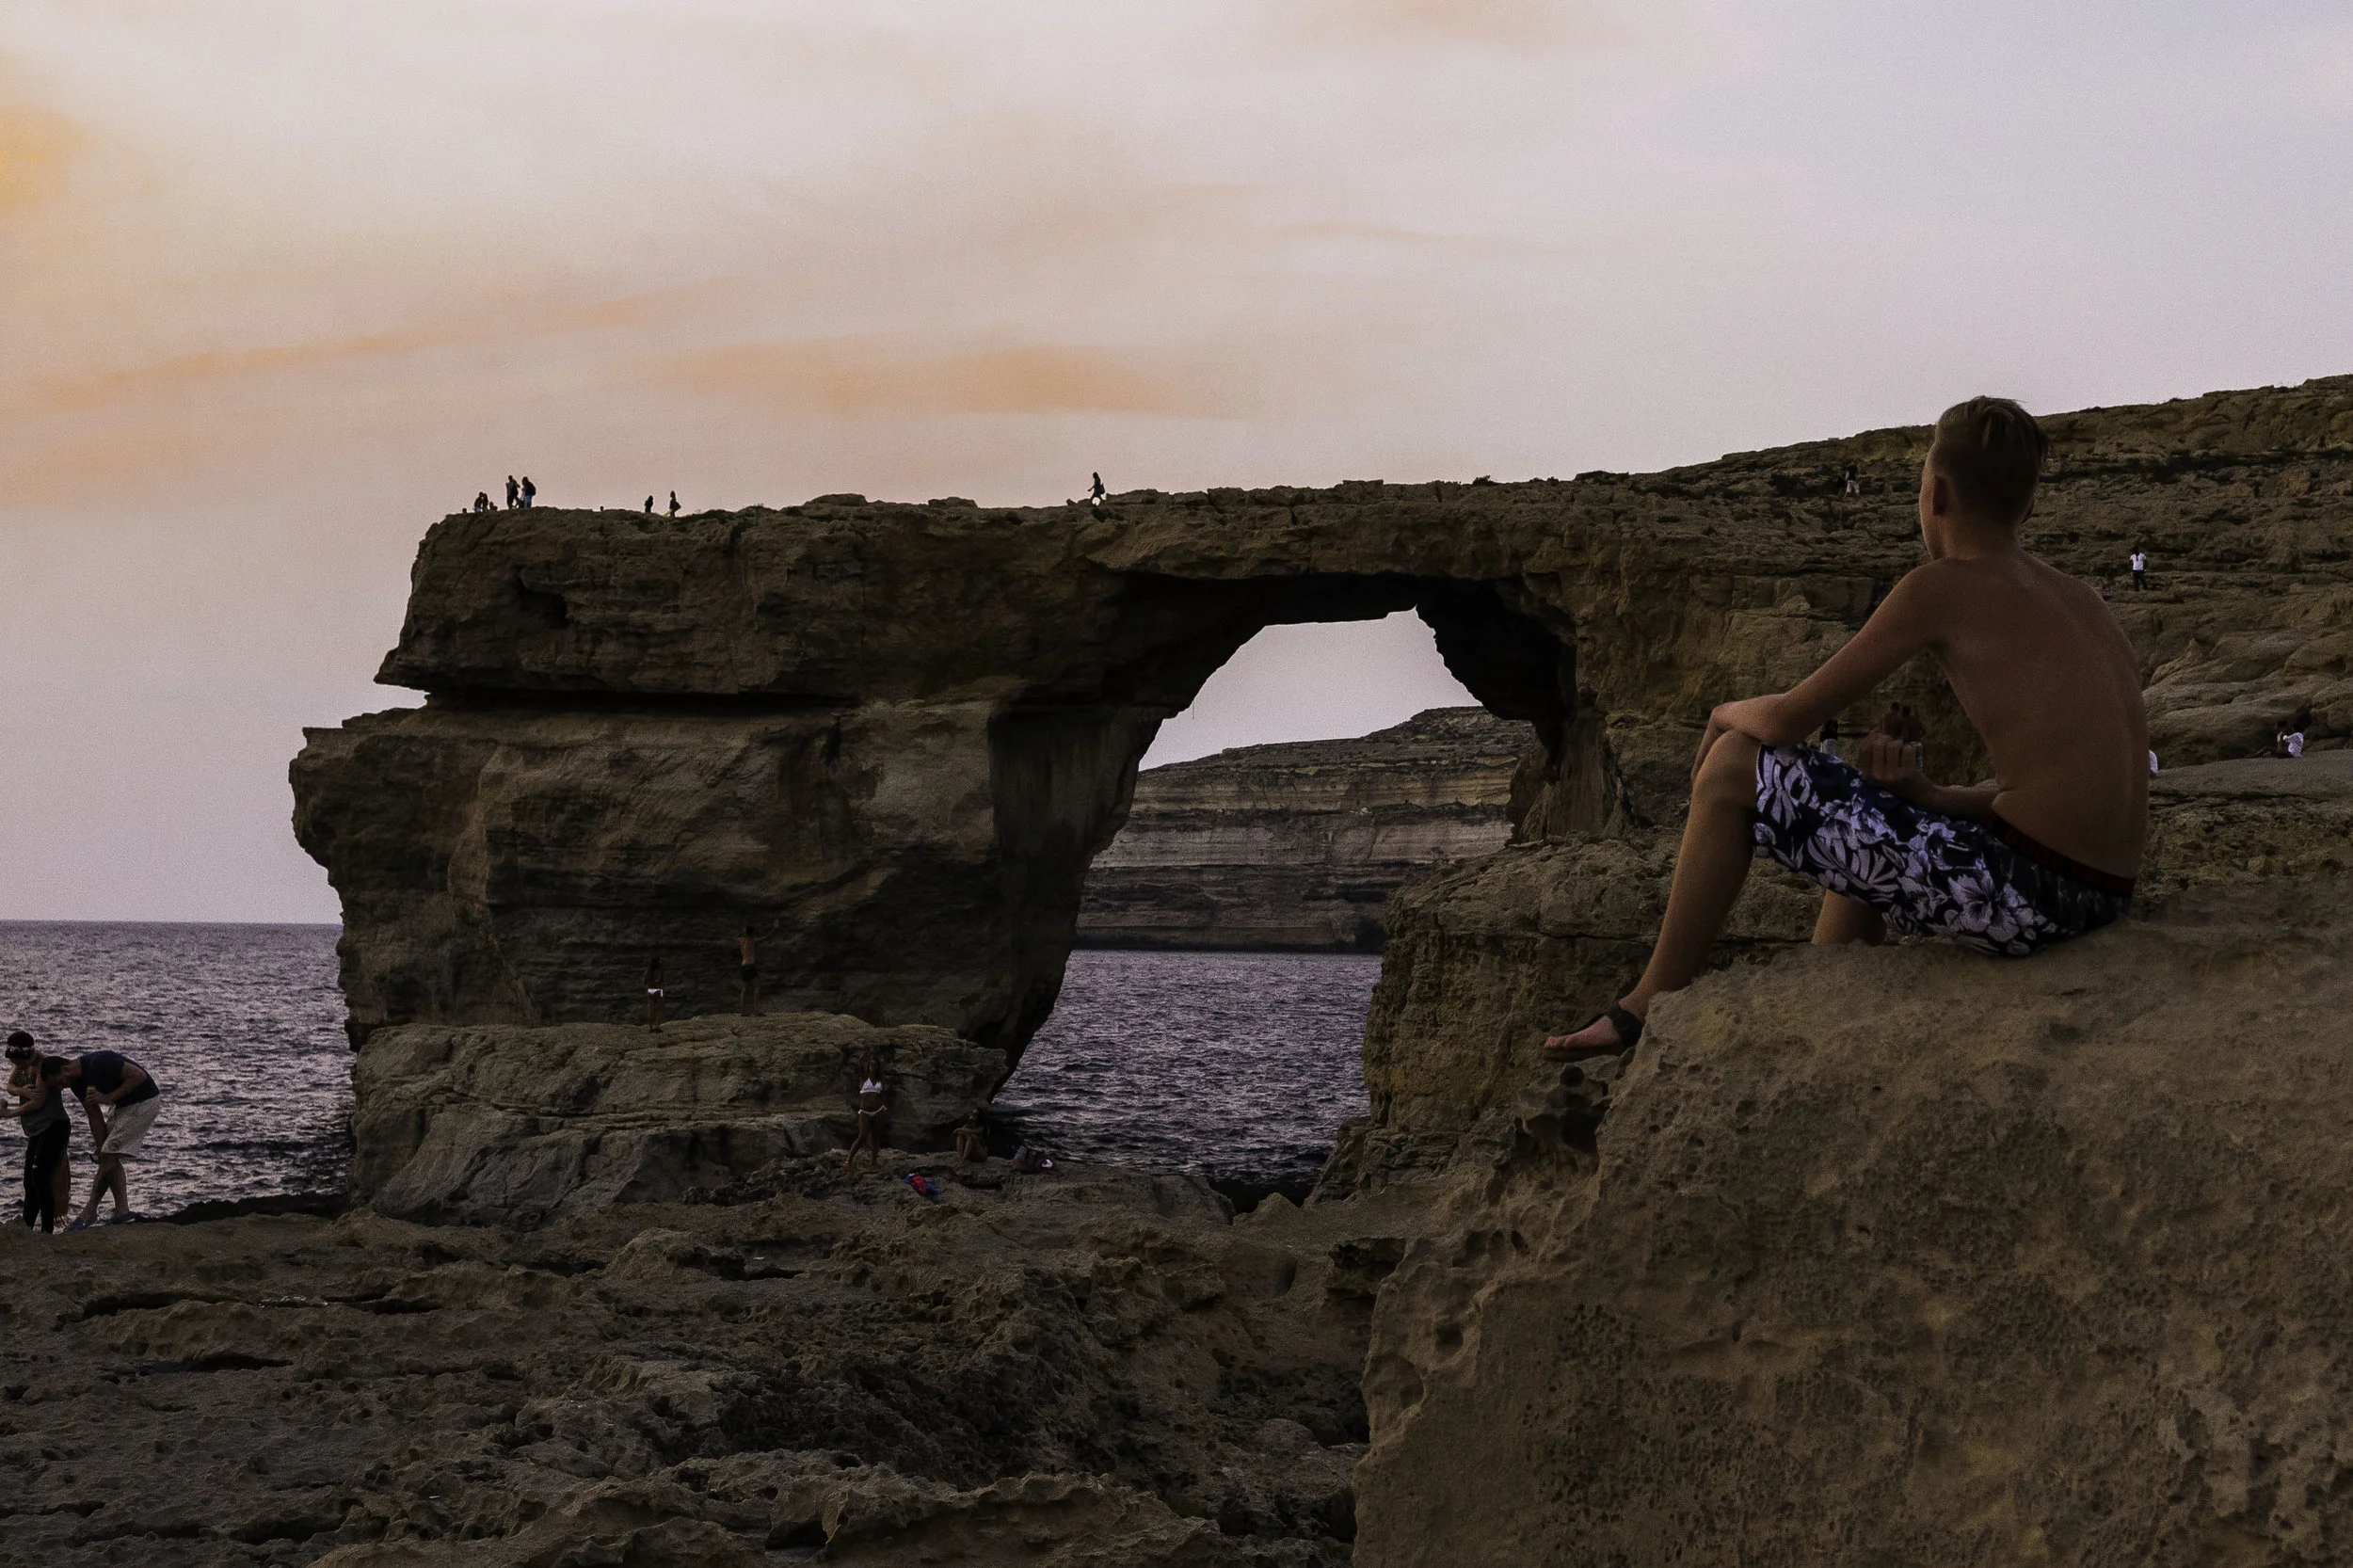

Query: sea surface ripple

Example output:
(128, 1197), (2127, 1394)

(0, 928), (1373, 1215)
(990, 950), (1376, 1192)
(0, 922), (351, 1216)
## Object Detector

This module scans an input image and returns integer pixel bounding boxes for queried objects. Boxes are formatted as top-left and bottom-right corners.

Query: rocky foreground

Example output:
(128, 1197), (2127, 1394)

(12, 866), (2353, 1564)
(0, 1155), (1429, 1567)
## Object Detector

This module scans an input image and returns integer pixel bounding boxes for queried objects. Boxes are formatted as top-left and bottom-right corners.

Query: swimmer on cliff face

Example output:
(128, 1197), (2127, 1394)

(1545, 397), (2148, 1060)
(734, 922), (777, 1016)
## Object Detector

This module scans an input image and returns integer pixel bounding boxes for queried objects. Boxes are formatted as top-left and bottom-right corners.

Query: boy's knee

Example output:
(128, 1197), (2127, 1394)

(1698, 732), (1763, 801)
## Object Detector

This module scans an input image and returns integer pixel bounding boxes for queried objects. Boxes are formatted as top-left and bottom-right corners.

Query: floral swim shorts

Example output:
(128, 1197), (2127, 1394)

(1751, 744), (2133, 956)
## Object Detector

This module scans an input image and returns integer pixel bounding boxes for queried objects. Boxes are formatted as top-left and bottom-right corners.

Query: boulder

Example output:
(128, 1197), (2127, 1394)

(1356, 877), (2353, 1565)
(349, 1012), (1002, 1224)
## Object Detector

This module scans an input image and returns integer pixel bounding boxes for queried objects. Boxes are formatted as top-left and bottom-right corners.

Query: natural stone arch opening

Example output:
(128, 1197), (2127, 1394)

(986, 570), (1625, 1061)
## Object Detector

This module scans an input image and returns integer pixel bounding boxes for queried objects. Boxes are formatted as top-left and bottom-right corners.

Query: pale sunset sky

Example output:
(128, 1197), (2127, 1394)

(4, 1), (2351, 920)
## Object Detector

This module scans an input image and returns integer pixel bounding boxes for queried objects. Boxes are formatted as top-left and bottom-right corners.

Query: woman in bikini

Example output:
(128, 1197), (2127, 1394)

(846, 1056), (888, 1176)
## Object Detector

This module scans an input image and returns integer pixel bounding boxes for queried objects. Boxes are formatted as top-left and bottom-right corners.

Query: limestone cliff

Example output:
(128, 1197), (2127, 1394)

(1074, 707), (1533, 951)
(1356, 876), (2353, 1565)
(293, 376), (2353, 1060)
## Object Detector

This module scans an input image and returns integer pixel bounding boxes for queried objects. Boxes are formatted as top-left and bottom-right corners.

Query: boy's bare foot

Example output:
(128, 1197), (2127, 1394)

(1542, 1003), (1645, 1060)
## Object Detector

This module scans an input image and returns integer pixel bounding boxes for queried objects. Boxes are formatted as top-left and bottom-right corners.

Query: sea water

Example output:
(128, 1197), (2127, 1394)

(0, 922), (351, 1216)
(0, 925), (1374, 1215)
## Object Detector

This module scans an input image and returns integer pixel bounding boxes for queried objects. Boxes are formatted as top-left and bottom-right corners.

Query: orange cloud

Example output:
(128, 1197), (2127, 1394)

(0, 96), (82, 215)
(1305, 0), (1634, 47)
(650, 334), (1278, 420)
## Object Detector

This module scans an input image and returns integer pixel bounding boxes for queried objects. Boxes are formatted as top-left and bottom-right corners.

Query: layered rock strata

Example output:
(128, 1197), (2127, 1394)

(1075, 707), (1533, 951)
(1356, 876), (2353, 1565)
(295, 376), (2353, 1056)
(0, 1162), (1433, 1566)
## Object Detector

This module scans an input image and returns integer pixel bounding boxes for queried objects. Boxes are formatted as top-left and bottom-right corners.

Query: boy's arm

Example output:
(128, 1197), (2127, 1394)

(1707, 568), (1947, 752)
(1853, 733), (2001, 822)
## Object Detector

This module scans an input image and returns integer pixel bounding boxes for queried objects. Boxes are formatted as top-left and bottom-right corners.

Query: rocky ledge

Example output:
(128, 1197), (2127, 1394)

(1075, 708), (1534, 952)
(1357, 875), (2353, 1565)
(1330, 749), (2353, 1192)
(350, 1013), (1006, 1225)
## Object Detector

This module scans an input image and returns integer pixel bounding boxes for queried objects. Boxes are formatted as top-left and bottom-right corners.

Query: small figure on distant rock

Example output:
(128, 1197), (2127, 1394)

(1087, 472), (1106, 507)
(644, 956), (666, 1031)
(504, 475), (520, 510)
(644, 495), (654, 514)
(667, 490), (680, 518)
(1843, 464), (1860, 496)
(2130, 548), (2147, 590)
(472, 491), (493, 514)
(2271, 721), (2306, 760)
(734, 922), (776, 1016)
(848, 1058), (888, 1176)
(520, 475), (536, 509)
(954, 1112), (987, 1165)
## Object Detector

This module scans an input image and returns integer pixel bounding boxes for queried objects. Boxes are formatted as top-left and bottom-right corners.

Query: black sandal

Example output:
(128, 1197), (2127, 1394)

(1542, 1004), (1644, 1060)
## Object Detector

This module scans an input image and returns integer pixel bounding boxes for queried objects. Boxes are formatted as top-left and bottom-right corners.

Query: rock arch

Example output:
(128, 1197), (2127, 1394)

(294, 492), (1640, 1058)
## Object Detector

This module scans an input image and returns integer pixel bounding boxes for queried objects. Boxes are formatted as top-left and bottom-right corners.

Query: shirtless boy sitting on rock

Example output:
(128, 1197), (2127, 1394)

(1546, 396), (2148, 1059)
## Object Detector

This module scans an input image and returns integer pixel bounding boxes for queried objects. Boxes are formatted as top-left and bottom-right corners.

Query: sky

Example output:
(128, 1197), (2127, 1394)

(3, 1), (2351, 922)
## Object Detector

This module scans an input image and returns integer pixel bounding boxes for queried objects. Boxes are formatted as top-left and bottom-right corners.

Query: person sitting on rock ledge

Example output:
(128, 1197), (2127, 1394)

(1546, 396), (2148, 1060)
(954, 1112), (987, 1164)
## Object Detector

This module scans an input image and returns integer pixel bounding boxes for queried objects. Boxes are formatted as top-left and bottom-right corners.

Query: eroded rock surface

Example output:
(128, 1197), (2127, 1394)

(1329, 750), (2353, 1192)
(0, 1163), (1433, 1566)
(295, 376), (2353, 1054)
(1355, 877), (2353, 1565)
(1077, 707), (1533, 952)
(349, 1013), (1004, 1224)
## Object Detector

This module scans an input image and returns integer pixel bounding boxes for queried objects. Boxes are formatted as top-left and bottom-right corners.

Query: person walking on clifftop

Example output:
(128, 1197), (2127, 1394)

(504, 475), (520, 510)
(520, 475), (536, 509)
(1087, 472), (1106, 507)
(1545, 397), (2148, 1060)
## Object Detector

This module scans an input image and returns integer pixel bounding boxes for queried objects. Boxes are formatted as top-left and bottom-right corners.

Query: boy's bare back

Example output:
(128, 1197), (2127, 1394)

(1902, 551), (2146, 876)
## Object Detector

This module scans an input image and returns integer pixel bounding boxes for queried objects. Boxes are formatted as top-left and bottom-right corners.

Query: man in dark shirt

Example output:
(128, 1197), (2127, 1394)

(44, 1050), (161, 1228)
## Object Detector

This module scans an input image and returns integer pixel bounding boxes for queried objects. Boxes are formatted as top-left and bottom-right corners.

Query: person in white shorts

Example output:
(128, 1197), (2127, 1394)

(46, 1050), (161, 1228)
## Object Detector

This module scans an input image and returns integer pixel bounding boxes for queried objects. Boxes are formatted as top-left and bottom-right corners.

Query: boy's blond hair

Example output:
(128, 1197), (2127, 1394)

(1929, 396), (2048, 526)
